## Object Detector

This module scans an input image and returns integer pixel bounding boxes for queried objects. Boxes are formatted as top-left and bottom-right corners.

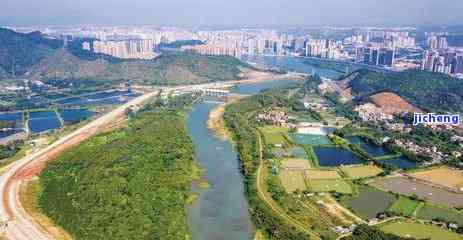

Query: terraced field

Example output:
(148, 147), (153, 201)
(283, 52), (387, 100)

(380, 222), (463, 240)
(416, 205), (463, 225)
(341, 185), (396, 219)
(341, 165), (383, 179)
(307, 179), (352, 194)
(279, 170), (306, 193)
(388, 196), (420, 217)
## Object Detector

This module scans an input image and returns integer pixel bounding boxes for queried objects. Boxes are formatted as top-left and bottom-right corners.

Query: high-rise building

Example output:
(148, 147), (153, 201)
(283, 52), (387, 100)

(438, 36), (448, 49)
(89, 39), (156, 59)
(426, 36), (439, 49)
(305, 40), (325, 57)
(453, 55), (463, 74)
(363, 47), (395, 67)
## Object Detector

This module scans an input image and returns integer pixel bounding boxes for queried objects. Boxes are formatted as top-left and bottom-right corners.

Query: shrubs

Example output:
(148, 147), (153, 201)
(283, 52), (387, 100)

(39, 108), (195, 240)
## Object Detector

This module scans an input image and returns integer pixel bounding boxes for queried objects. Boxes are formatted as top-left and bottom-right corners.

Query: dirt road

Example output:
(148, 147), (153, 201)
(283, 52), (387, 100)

(0, 91), (156, 240)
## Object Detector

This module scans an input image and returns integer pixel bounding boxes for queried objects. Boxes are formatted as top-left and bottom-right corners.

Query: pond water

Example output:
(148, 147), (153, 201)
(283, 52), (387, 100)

(290, 133), (332, 146)
(0, 130), (22, 139)
(347, 136), (390, 157)
(59, 109), (95, 124)
(314, 146), (363, 166)
(29, 111), (57, 119)
(56, 91), (139, 107)
(28, 111), (61, 134)
(28, 118), (61, 134)
(0, 112), (23, 123)
(378, 156), (418, 170)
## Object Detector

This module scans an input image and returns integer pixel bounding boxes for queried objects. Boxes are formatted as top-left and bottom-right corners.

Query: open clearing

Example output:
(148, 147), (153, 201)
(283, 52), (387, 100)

(371, 176), (463, 207)
(380, 222), (463, 240)
(369, 92), (422, 114)
(417, 204), (463, 225)
(307, 179), (352, 194)
(410, 167), (463, 192)
(305, 169), (341, 179)
(341, 165), (383, 179)
(388, 196), (420, 217)
(279, 170), (306, 193)
(281, 158), (311, 170)
(341, 185), (395, 220)
(260, 126), (289, 145)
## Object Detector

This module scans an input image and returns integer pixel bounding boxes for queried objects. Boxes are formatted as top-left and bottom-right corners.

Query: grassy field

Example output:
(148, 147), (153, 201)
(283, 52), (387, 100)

(305, 169), (341, 179)
(411, 166), (463, 191)
(260, 126), (289, 145)
(307, 179), (352, 194)
(380, 222), (463, 240)
(289, 133), (332, 146)
(341, 185), (396, 219)
(279, 169), (307, 193)
(340, 165), (383, 179)
(280, 158), (311, 170)
(416, 204), (463, 225)
(388, 196), (420, 217)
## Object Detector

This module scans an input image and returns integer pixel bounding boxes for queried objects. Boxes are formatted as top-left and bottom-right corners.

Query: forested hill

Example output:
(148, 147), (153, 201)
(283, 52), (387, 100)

(348, 69), (463, 113)
(0, 28), (62, 76)
(0, 27), (252, 85)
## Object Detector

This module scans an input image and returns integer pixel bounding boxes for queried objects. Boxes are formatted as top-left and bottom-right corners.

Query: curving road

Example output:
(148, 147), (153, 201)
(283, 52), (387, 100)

(0, 91), (157, 240)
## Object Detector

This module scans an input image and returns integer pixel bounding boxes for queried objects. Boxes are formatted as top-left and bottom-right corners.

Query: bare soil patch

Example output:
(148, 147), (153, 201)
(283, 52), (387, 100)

(369, 92), (422, 114)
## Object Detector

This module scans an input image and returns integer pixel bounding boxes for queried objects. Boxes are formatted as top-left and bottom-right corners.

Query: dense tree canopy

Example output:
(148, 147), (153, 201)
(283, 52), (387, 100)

(39, 107), (195, 240)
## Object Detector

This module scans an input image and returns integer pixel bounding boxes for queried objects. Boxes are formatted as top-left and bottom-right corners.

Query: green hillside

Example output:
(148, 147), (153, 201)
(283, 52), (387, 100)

(348, 69), (463, 113)
(0, 28), (61, 76)
(39, 107), (195, 240)
(27, 50), (250, 85)
(0, 27), (252, 85)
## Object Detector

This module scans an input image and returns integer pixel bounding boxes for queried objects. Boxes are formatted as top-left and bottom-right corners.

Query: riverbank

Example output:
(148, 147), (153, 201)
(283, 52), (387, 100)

(207, 96), (243, 140)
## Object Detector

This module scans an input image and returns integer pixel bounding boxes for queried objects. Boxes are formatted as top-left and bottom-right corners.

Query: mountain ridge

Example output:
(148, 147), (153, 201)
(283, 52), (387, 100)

(0, 27), (251, 85)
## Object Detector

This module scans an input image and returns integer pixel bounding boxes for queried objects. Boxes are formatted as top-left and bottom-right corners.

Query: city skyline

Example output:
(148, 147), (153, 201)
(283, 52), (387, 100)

(2, 0), (463, 27)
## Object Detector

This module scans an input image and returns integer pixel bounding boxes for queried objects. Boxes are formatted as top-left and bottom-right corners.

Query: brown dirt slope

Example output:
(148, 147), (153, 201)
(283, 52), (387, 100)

(369, 92), (422, 114)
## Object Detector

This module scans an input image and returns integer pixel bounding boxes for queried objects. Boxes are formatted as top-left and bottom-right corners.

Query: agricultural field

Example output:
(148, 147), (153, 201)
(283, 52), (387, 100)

(380, 222), (463, 240)
(410, 167), (463, 192)
(305, 169), (341, 179)
(341, 185), (396, 219)
(289, 133), (332, 145)
(260, 126), (289, 145)
(288, 146), (307, 159)
(341, 165), (383, 179)
(279, 170), (306, 193)
(371, 176), (463, 207)
(307, 179), (352, 194)
(387, 196), (420, 217)
(280, 158), (311, 170)
(416, 204), (463, 225)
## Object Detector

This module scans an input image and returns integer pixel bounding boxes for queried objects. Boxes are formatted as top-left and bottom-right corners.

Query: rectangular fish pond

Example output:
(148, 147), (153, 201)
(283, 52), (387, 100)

(313, 146), (363, 167)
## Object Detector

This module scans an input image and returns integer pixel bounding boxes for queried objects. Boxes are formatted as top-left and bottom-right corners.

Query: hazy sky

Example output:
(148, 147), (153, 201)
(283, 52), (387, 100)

(2, 0), (463, 27)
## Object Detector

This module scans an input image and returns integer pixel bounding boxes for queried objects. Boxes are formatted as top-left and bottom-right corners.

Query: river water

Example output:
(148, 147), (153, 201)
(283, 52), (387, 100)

(186, 56), (343, 240)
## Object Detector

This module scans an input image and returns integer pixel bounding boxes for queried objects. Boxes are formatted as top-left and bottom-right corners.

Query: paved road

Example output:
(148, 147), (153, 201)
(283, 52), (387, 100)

(0, 91), (156, 240)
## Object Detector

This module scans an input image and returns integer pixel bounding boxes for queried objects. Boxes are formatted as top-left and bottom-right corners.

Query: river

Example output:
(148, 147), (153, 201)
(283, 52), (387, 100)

(186, 55), (342, 240)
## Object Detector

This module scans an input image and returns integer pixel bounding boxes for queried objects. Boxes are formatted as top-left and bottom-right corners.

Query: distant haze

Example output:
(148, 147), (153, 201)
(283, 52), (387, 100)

(1, 0), (463, 27)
